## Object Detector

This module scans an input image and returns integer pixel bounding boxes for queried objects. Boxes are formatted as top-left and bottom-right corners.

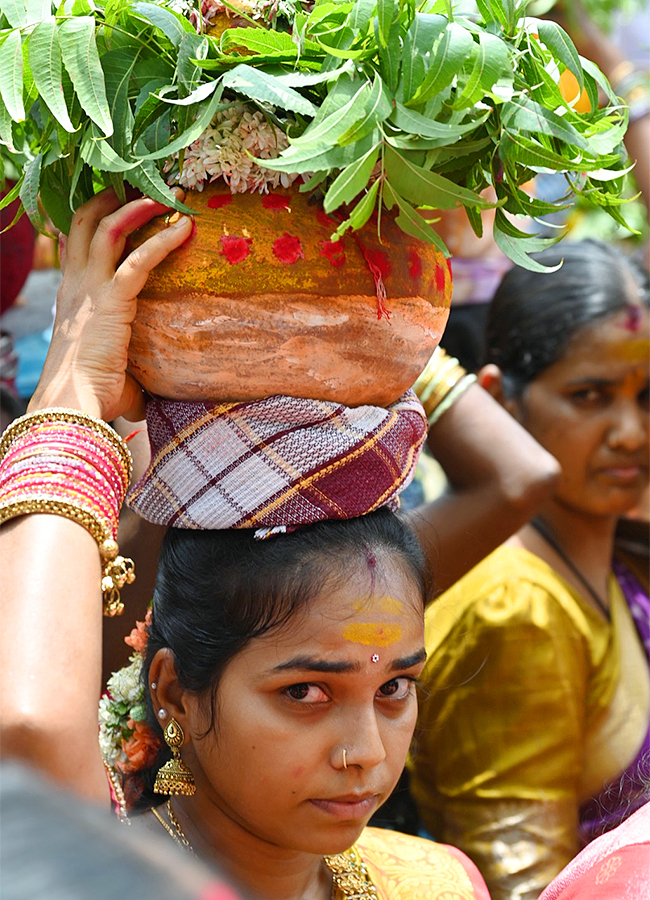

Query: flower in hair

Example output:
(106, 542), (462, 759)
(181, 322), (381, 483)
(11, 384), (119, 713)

(99, 609), (162, 776)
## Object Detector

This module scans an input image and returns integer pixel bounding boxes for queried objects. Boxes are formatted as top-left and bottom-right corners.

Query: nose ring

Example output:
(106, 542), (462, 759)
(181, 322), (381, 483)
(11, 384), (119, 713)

(342, 749), (348, 769)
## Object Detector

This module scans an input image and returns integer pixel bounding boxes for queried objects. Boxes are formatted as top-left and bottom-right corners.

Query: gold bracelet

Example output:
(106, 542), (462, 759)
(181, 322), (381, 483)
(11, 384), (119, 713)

(0, 408), (132, 483)
(413, 348), (470, 420)
(0, 497), (135, 617)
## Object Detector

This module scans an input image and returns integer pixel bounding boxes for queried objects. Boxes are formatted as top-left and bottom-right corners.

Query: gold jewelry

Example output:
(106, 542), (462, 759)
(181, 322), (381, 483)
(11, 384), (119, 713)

(412, 347), (477, 425)
(152, 799), (378, 898)
(342, 748), (348, 769)
(153, 718), (196, 796)
(325, 847), (378, 898)
(151, 800), (195, 853)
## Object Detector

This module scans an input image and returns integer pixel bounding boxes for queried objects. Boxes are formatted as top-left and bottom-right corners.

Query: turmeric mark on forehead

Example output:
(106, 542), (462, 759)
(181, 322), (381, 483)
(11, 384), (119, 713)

(342, 622), (403, 647)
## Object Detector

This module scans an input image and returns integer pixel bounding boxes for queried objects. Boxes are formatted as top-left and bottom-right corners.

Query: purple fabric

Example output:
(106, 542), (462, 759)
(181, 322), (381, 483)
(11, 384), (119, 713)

(579, 561), (650, 844)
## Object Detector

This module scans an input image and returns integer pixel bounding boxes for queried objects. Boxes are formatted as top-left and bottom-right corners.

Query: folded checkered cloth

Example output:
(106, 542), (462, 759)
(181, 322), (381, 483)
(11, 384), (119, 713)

(127, 392), (427, 532)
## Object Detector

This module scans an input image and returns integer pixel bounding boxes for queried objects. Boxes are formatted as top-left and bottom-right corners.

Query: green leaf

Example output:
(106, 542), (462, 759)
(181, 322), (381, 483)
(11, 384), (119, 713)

(262, 131), (378, 173)
(286, 81), (368, 150)
(384, 145), (494, 210)
(390, 101), (489, 142)
(0, 173), (22, 211)
(26, 0), (52, 21)
(59, 17), (112, 136)
(136, 81), (224, 160)
(269, 61), (354, 88)
(0, 91), (16, 150)
(323, 143), (378, 212)
(377, 16), (401, 94)
(222, 64), (318, 116)
(101, 46), (140, 160)
(338, 74), (391, 145)
(493, 212), (563, 271)
(155, 80), (219, 106)
(125, 158), (195, 210)
(132, 2), (193, 48)
(452, 31), (510, 109)
(537, 20), (583, 92)
(132, 78), (168, 142)
(349, 0), (375, 33)
(406, 21), (474, 106)
(221, 27), (297, 56)
(384, 181), (449, 251)
(334, 176), (380, 237)
(0, 30), (24, 121)
(502, 95), (590, 152)
(400, 13), (447, 104)
(0, 0), (28, 27)
(376, 0), (396, 47)
(39, 159), (75, 232)
(19, 151), (43, 228)
(28, 19), (74, 132)
(81, 127), (134, 171)
(106, 170), (127, 203)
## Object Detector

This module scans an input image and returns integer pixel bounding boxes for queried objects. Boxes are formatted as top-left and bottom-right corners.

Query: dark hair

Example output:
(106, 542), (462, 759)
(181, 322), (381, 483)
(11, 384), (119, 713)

(484, 239), (649, 397)
(136, 508), (429, 808)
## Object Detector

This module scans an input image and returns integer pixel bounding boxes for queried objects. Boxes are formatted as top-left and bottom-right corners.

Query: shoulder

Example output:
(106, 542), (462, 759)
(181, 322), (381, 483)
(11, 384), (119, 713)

(354, 828), (490, 900)
(425, 545), (600, 643)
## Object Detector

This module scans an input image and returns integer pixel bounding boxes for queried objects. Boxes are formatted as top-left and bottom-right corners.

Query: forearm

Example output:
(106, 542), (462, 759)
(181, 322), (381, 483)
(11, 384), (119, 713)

(0, 515), (107, 799)
(409, 383), (559, 594)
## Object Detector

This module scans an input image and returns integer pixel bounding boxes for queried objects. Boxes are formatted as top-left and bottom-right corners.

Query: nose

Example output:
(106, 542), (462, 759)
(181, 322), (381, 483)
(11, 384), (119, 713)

(334, 706), (386, 771)
(607, 398), (648, 452)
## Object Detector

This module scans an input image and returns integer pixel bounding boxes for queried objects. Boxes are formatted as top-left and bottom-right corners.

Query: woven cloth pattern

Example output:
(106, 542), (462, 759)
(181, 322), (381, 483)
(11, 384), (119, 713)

(127, 392), (427, 530)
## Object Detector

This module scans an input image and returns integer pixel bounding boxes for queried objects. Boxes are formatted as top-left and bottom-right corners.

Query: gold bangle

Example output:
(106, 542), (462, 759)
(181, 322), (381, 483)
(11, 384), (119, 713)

(0, 497), (134, 617)
(413, 348), (470, 419)
(0, 408), (132, 483)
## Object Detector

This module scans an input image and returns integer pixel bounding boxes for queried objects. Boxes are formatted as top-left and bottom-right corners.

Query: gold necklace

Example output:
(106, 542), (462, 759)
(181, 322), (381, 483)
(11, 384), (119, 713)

(152, 800), (378, 898)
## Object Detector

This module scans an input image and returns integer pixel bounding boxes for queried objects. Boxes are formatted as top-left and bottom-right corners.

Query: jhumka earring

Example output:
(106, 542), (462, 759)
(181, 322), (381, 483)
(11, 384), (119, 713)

(153, 718), (196, 796)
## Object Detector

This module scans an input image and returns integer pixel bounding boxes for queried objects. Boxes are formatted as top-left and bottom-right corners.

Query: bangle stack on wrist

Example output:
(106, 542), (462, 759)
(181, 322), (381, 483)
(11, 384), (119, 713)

(0, 408), (135, 616)
(610, 60), (650, 124)
(412, 347), (477, 426)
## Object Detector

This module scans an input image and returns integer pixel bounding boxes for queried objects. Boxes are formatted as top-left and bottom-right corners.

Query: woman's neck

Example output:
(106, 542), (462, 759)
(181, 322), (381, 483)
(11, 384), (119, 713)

(513, 498), (618, 614)
(169, 793), (333, 900)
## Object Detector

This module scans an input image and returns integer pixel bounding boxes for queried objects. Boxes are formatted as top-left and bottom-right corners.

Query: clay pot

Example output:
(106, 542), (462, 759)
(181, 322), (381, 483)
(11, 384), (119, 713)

(127, 184), (452, 407)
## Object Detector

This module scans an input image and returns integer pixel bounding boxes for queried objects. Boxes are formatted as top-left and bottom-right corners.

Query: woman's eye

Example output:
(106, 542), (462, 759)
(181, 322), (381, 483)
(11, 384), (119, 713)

(283, 683), (329, 704)
(377, 677), (414, 700)
(569, 387), (606, 407)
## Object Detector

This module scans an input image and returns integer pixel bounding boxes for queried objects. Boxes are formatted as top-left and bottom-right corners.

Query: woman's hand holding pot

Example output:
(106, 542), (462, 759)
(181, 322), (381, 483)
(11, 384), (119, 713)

(29, 189), (192, 422)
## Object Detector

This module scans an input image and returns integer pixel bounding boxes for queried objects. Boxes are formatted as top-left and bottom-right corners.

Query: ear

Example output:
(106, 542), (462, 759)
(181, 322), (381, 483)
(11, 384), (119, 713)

(149, 648), (194, 737)
(477, 364), (522, 421)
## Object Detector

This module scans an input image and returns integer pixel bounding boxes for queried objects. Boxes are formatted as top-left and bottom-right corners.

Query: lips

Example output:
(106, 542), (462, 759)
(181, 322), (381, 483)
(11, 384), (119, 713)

(598, 465), (646, 484)
(309, 794), (380, 821)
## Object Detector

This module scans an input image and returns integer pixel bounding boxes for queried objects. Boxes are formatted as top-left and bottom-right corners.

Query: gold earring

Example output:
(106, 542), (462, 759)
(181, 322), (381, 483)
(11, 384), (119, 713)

(153, 718), (196, 796)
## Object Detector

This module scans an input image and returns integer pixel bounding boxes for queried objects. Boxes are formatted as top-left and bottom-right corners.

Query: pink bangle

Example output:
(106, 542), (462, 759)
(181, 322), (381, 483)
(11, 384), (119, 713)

(0, 408), (135, 616)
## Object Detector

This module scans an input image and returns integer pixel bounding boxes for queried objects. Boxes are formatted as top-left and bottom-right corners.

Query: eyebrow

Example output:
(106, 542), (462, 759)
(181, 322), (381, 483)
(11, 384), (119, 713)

(270, 648), (427, 675)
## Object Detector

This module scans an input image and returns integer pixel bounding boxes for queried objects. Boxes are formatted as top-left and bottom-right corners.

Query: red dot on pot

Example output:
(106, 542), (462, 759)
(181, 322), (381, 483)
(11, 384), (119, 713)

(319, 239), (346, 268)
(434, 263), (446, 292)
(316, 209), (337, 230)
(262, 194), (290, 211)
(407, 251), (422, 279)
(220, 234), (252, 264)
(208, 194), (232, 209)
(273, 233), (304, 265)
